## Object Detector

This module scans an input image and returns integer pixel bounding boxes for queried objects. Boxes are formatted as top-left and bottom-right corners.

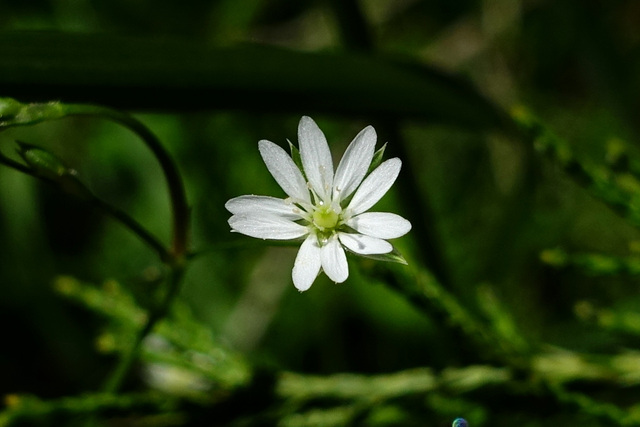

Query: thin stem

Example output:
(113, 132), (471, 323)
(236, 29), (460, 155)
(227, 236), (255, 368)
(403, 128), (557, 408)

(1, 101), (191, 412)
(62, 104), (190, 261)
(103, 263), (186, 393)
(91, 197), (168, 260)
(0, 151), (168, 258)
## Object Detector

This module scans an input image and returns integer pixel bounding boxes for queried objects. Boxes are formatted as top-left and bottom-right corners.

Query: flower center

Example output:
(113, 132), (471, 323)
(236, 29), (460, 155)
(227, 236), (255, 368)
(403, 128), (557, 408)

(312, 206), (340, 230)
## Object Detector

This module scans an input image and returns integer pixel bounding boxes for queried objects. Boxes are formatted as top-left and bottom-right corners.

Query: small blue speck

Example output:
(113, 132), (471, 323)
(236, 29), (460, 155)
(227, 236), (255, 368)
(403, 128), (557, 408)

(452, 418), (468, 427)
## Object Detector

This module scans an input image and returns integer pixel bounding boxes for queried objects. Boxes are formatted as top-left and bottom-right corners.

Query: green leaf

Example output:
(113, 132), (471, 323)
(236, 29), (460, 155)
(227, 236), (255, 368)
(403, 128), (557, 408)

(354, 246), (408, 265)
(0, 32), (507, 131)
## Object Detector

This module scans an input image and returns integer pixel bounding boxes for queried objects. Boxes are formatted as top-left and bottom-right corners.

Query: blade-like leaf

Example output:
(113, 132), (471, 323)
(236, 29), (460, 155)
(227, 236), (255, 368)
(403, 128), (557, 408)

(352, 246), (408, 265)
(0, 32), (507, 131)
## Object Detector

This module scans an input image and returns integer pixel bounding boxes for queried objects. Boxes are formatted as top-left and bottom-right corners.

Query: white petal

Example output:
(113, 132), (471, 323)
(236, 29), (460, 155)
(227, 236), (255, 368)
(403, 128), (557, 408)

(298, 116), (334, 200)
(258, 140), (310, 203)
(346, 212), (411, 239)
(338, 232), (392, 255)
(333, 126), (376, 201)
(346, 158), (401, 215)
(225, 195), (301, 220)
(228, 214), (308, 240)
(292, 236), (322, 291)
(320, 237), (348, 283)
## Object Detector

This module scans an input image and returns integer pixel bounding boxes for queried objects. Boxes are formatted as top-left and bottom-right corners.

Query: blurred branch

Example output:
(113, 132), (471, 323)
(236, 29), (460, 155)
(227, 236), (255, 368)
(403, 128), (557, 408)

(546, 382), (640, 426)
(0, 392), (178, 427)
(61, 104), (190, 261)
(373, 264), (528, 365)
(541, 248), (640, 276)
(54, 276), (251, 392)
(0, 97), (191, 396)
(0, 98), (189, 262)
(23, 274), (640, 425)
(0, 149), (168, 258)
(513, 106), (640, 230)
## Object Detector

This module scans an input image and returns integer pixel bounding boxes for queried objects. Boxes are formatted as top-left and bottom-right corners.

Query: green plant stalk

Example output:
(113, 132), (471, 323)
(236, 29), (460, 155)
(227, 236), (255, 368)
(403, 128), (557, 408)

(512, 106), (640, 230)
(0, 151), (168, 258)
(102, 264), (186, 393)
(51, 104), (190, 395)
(374, 264), (528, 367)
(1, 100), (191, 398)
(61, 104), (189, 260)
(0, 392), (177, 427)
(546, 382), (638, 425)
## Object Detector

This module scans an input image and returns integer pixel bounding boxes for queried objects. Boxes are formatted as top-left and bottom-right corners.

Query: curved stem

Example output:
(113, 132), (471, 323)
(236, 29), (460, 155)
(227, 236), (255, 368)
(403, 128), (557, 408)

(91, 197), (168, 260)
(0, 151), (168, 258)
(53, 107), (193, 394)
(62, 104), (190, 262)
(2, 102), (191, 405)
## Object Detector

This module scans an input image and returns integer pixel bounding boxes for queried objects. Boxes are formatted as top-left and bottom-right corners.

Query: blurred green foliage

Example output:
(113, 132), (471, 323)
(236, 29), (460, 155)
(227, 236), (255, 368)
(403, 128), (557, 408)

(3, 0), (640, 426)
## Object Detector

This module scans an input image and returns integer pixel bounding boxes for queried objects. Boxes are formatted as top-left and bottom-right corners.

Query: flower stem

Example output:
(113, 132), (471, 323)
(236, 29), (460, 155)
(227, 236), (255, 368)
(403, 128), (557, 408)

(1, 100), (191, 422)
(53, 106), (192, 395)
(0, 150), (169, 260)
(61, 104), (190, 261)
(102, 262), (186, 393)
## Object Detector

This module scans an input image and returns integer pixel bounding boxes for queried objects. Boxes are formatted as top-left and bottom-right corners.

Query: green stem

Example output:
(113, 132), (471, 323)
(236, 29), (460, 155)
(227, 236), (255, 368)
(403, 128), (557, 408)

(91, 197), (169, 263)
(57, 105), (190, 395)
(0, 392), (177, 427)
(62, 104), (190, 261)
(1, 100), (191, 412)
(55, 106), (192, 396)
(0, 151), (169, 260)
(102, 263), (186, 393)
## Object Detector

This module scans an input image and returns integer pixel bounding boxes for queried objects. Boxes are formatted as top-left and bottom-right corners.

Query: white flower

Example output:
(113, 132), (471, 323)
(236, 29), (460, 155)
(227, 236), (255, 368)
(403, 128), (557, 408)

(225, 116), (411, 291)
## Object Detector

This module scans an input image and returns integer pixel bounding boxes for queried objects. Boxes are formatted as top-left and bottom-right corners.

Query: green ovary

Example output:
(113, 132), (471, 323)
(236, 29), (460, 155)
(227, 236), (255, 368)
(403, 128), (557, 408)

(313, 206), (340, 230)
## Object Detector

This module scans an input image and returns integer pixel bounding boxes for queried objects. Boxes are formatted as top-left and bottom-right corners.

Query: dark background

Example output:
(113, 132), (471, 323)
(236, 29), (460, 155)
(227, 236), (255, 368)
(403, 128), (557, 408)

(2, 1), (640, 426)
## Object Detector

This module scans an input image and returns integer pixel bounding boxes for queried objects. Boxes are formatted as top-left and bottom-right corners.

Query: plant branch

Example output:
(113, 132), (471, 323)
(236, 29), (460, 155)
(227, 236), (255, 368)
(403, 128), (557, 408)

(61, 104), (190, 261)
(0, 150), (168, 259)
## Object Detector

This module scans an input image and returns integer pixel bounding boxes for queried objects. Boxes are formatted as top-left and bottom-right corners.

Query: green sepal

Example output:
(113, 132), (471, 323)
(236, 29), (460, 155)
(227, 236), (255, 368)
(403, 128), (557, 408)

(367, 142), (387, 175)
(287, 139), (306, 178)
(354, 246), (408, 265)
